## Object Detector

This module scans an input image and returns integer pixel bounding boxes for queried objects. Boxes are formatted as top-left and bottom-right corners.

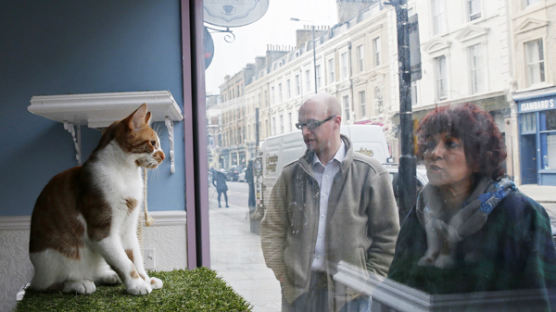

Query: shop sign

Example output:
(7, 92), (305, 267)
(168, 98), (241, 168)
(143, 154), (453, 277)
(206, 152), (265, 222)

(519, 98), (555, 113)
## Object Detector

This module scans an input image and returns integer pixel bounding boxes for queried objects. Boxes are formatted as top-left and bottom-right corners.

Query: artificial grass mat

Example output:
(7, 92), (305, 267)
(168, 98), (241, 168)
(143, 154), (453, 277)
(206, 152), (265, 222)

(16, 267), (253, 312)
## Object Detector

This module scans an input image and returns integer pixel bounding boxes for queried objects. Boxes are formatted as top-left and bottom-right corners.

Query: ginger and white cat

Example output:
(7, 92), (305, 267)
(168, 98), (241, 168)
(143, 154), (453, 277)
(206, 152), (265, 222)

(29, 104), (165, 295)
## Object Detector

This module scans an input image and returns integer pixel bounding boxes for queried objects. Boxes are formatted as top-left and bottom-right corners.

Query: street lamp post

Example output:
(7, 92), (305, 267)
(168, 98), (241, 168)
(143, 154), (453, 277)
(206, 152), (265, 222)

(386, 0), (416, 219)
(291, 18), (318, 94)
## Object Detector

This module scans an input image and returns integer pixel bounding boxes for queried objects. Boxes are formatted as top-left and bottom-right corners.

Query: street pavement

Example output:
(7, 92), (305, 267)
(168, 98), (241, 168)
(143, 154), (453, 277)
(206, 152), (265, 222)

(209, 181), (281, 312)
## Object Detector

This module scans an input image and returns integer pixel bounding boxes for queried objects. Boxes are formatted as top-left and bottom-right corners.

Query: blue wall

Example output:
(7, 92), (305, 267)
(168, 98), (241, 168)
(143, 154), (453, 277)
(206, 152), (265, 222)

(0, 0), (185, 216)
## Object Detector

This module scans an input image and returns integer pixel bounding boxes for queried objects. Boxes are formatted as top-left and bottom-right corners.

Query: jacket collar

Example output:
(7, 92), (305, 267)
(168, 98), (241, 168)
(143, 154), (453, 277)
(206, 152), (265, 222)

(300, 135), (354, 174)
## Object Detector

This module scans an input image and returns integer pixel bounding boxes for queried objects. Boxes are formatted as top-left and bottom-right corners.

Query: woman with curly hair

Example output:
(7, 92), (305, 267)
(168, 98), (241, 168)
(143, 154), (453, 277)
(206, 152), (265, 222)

(388, 103), (556, 305)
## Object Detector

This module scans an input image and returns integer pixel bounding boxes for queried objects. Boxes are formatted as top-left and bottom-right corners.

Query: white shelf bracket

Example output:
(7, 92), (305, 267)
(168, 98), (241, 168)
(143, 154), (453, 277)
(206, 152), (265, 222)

(165, 117), (176, 174)
(63, 122), (81, 165)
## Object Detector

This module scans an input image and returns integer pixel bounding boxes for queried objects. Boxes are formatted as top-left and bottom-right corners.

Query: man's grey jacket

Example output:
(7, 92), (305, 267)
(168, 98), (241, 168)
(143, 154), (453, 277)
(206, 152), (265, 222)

(260, 135), (400, 309)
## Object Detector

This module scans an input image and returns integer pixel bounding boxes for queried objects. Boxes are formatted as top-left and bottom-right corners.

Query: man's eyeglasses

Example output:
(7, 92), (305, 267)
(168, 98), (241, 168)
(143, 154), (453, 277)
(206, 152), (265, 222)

(295, 115), (336, 131)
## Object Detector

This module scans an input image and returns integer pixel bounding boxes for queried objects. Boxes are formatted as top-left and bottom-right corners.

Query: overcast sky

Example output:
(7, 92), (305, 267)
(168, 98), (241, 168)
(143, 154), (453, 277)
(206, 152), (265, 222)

(204, 0), (338, 95)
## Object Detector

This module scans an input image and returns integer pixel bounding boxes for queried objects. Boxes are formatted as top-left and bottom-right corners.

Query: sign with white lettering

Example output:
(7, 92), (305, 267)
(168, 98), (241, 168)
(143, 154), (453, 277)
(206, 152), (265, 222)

(519, 98), (556, 113)
(204, 0), (269, 27)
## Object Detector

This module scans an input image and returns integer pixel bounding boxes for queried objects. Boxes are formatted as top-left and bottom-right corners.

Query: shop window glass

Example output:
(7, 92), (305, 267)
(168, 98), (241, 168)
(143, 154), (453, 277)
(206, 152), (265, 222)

(545, 110), (556, 131)
(543, 134), (556, 169)
(202, 1), (556, 311)
(520, 112), (536, 134)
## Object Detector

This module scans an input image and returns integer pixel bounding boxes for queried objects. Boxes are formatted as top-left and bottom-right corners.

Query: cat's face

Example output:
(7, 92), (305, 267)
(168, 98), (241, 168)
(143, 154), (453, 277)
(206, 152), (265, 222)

(106, 104), (165, 168)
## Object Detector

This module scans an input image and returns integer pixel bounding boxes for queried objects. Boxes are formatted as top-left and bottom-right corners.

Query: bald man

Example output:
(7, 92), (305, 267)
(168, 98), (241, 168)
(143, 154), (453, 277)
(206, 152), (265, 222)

(261, 94), (400, 312)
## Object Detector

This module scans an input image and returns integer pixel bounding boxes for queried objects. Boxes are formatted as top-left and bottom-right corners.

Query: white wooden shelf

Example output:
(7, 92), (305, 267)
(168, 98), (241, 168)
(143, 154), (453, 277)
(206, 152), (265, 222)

(27, 91), (182, 173)
(28, 90), (182, 128)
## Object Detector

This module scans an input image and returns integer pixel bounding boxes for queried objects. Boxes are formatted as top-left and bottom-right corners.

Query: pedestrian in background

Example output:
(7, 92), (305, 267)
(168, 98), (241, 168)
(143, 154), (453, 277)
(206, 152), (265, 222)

(212, 169), (229, 208)
(260, 94), (400, 312)
(388, 103), (556, 309)
(246, 160), (256, 209)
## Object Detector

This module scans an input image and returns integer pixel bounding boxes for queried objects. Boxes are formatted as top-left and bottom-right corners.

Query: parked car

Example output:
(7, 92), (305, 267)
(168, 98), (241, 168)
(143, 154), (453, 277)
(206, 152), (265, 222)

(383, 163), (428, 195)
(226, 166), (241, 182)
(238, 168), (247, 182)
(382, 163), (428, 220)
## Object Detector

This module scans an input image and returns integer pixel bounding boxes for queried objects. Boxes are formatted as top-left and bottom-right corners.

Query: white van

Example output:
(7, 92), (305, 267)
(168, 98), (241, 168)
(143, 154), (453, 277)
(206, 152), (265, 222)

(254, 124), (390, 217)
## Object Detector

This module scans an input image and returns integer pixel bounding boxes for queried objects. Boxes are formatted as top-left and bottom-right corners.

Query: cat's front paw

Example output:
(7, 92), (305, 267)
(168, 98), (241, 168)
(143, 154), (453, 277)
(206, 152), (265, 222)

(126, 279), (152, 295)
(149, 277), (163, 289)
(97, 270), (120, 285)
(63, 280), (96, 295)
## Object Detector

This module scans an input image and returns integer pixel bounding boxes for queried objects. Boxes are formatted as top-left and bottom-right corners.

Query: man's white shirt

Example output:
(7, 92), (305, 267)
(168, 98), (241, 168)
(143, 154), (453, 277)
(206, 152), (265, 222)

(310, 140), (346, 271)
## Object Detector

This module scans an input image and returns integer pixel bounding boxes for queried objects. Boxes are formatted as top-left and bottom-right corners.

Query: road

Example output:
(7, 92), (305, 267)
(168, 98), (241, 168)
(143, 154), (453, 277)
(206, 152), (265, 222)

(209, 181), (282, 312)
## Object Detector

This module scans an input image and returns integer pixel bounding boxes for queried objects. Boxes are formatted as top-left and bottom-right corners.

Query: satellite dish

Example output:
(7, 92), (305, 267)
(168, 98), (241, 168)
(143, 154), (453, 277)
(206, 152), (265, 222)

(204, 0), (269, 27)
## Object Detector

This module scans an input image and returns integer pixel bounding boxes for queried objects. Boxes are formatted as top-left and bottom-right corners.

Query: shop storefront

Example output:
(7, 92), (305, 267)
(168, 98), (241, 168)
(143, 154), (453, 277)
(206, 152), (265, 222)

(514, 87), (556, 185)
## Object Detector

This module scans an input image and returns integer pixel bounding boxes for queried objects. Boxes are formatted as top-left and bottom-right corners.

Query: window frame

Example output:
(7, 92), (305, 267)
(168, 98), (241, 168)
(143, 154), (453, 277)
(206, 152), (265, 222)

(341, 51), (348, 79)
(468, 43), (484, 94)
(342, 95), (350, 121)
(467, 0), (481, 21)
(357, 44), (364, 72)
(373, 37), (381, 67)
(434, 55), (448, 100)
(316, 64), (322, 90)
(524, 38), (546, 87)
(431, 0), (447, 35)
(328, 57), (335, 84)
(359, 90), (366, 117)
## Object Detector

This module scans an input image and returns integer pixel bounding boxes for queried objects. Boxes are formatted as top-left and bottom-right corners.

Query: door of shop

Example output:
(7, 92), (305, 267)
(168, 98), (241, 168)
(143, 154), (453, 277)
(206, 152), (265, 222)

(521, 134), (538, 184)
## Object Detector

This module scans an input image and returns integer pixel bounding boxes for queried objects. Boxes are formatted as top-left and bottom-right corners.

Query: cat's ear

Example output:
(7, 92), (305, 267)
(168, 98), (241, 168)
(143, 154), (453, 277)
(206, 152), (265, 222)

(145, 111), (152, 126)
(127, 104), (148, 130)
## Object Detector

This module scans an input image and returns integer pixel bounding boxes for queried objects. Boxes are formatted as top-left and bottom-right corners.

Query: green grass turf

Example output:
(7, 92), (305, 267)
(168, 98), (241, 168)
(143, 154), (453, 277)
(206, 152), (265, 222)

(16, 268), (253, 312)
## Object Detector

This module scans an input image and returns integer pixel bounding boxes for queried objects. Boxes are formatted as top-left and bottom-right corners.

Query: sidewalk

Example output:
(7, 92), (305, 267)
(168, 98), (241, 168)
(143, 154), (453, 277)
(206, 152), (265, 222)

(519, 184), (556, 223)
(209, 194), (281, 312)
(519, 184), (556, 204)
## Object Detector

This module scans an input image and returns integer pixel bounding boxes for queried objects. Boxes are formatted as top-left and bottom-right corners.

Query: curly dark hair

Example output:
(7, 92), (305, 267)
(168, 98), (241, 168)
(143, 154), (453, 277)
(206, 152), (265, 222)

(416, 103), (507, 180)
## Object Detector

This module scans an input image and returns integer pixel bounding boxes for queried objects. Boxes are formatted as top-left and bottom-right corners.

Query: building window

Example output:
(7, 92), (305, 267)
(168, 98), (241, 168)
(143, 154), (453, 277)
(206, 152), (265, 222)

(542, 111), (556, 169)
(467, 0), (481, 21)
(287, 79), (291, 98)
(280, 114), (284, 134)
(271, 86), (275, 104)
(359, 91), (366, 117)
(264, 90), (269, 107)
(342, 95), (350, 121)
(305, 69), (311, 92)
(544, 134), (556, 169)
(525, 39), (545, 86)
(468, 43), (484, 94)
(523, 0), (541, 8)
(288, 112), (293, 132)
(357, 45), (364, 72)
(295, 74), (301, 95)
(341, 52), (348, 79)
(316, 65), (322, 90)
(373, 37), (381, 67)
(328, 58), (335, 84)
(432, 0), (446, 35)
(375, 87), (383, 114)
(272, 116), (276, 136)
(278, 83), (283, 102)
(434, 55), (447, 100)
